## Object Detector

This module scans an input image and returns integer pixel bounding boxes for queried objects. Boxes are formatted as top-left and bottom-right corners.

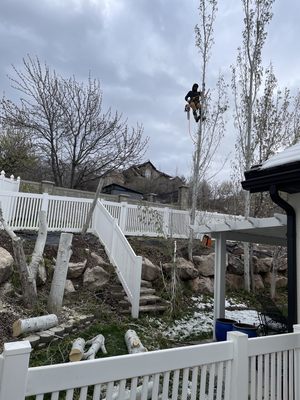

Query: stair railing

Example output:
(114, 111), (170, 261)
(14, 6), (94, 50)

(92, 199), (142, 318)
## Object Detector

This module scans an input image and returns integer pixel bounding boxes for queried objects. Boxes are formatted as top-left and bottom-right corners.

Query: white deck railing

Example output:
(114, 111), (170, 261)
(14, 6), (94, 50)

(1, 328), (300, 400)
(0, 170), (20, 193)
(93, 200), (142, 318)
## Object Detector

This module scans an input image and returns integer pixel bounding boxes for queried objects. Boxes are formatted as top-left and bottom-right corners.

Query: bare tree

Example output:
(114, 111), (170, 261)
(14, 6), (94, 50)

(232, 0), (274, 290)
(188, 0), (228, 261)
(1, 56), (147, 189)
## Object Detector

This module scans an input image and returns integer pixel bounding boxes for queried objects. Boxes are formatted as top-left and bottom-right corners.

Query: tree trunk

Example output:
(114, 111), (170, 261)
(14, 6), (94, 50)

(29, 210), (48, 278)
(83, 334), (107, 360)
(47, 233), (73, 314)
(69, 338), (86, 362)
(125, 329), (147, 354)
(12, 314), (58, 337)
(82, 178), (104, 234)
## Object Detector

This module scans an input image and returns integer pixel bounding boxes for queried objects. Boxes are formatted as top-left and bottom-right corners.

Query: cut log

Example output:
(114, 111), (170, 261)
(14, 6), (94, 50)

(83, 334), (107, 360)
(125, 330), (147, 354)
(69, 338), (86, 362)
(22, 334), (40, 348)
(12, 314), (58, 337)
(39, 330), (55, 343)
(47, 233), (73, 314)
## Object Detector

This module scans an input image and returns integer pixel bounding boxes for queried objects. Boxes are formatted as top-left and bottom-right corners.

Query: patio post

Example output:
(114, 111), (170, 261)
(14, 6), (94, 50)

(213, 232), (226, 338)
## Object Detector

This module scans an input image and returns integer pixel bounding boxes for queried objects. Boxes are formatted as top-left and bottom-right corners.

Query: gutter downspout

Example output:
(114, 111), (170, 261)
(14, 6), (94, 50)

(269, 185), (297, 332)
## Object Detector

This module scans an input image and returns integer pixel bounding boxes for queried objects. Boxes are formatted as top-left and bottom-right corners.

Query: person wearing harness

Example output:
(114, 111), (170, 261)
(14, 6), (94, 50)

(185, 83), (204, 122)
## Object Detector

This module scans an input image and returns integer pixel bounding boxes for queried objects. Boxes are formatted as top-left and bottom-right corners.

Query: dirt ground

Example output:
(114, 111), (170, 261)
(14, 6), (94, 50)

(0, 231), (212, 349)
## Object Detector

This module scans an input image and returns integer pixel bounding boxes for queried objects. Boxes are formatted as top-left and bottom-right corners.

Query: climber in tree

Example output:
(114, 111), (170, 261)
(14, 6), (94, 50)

(185, 83), (205, 122)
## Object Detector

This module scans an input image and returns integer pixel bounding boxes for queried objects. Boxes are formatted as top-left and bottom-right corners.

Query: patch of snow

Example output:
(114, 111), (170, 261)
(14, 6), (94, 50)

(162, 296), (259, 340)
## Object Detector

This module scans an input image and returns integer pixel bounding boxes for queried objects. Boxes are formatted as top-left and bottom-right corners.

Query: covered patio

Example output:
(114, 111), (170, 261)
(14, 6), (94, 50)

(193, 213), (287, 336)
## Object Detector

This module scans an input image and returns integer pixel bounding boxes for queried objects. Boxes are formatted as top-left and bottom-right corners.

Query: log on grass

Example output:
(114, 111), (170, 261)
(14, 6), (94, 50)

(47, 233), (73, 314)
(69, 338), (86, 362)
(125, 329), (147, 354)
(83, 334), (107, 360)
(13, 314), (58, 337)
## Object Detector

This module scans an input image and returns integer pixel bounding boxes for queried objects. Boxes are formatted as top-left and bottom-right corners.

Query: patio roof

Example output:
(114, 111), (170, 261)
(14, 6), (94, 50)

(193, 213), (287, 246)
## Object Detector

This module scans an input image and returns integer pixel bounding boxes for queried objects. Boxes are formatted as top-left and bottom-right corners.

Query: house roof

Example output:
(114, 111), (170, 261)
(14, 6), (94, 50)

(102, 183), (143, 195)
(242, 143), (300, 194)
(192, 214), (287, 246)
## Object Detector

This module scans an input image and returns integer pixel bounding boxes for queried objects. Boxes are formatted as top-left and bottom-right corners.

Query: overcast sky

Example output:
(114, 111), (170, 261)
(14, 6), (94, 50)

(0, 0), (299, 182)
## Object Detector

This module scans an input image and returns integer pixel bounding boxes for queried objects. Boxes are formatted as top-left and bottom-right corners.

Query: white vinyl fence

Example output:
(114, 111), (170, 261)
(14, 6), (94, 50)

(0, 170), (20, 192)
(0, 191), (243, 237)
(1, 328), (300, 400)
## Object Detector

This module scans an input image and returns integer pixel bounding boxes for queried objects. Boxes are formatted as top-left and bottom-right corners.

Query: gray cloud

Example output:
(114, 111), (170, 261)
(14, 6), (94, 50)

(0, 0), (299, 183)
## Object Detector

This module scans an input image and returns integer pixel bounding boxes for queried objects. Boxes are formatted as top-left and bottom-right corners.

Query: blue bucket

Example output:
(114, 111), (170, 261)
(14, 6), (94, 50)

(215, 318), (237, 341)
(233, 323), (257, 338)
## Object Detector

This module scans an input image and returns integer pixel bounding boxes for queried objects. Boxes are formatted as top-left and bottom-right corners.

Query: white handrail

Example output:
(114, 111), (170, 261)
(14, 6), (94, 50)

(92, 200), (142, 318)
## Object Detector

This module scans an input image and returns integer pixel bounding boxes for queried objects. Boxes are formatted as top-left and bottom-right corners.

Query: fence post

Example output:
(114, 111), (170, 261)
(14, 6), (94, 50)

(0, 341), (31, 400)
(163, 207), (169, 237)
(41, 192), (49, 213)
(119, 202), (128, 233)
(227, 331), (248, 400)
(293, 324), (300, 399)
(131, 255), (142, 319)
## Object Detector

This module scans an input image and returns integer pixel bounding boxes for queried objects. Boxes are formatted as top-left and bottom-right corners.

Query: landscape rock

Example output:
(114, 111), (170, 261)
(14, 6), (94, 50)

(188, 276), (214, 294)
(193, 254), (215, 277)
(0, 247), (13, 284)
(83, 266), (110, 290)
(277, 258), (287, 272)
(65, 280), (76, 294)
(226, 274), (244, 290)
(227, 254), (244, 276)
(67, 259), (87, 279)
(163, 257), (198, 281)
(256, 257), (272, 273)
(264, 272), (287, 288)
(253, 274), (265, 290)
(142, 257), (160, 281)
(0, 282), (15, 296)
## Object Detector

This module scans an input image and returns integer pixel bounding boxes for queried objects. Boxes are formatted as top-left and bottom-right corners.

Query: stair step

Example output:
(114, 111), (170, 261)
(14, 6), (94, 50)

(122, 295), (163, 305)
(140, 288), (156, 295)
(121, 304), (168, 314)
(141, 280), (152, 288)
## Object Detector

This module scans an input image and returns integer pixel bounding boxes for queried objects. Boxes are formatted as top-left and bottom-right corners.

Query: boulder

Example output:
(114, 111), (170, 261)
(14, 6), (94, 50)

(0, 247), (13, 284)
(188, 276), (214, 294)
(65, 279), (76, 294)
(255, 257), (272, 273)
(263, 272), (287, 288)
(83, 266), (110, 291)
(253, 274), (264, 290)
(0, 282), (14, 296)
(226, 274), (244, 290)
(142, 257), (160, 281)
(277, 258), (287, 272)
(67, 259), (87, 279)
(163, 257), (198, 281)
(227, 254), (244, 276)
(193, 254), (214, 277)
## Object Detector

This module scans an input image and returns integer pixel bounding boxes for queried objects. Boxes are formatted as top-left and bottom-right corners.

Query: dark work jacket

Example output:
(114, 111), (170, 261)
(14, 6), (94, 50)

(185, 90), (201, 103)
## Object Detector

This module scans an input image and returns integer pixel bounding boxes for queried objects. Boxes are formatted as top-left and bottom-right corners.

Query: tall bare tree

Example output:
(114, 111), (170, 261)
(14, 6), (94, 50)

(232, 0), (274, 290)
(188, 0), (228, 261)
(1, 56), (147, 189)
